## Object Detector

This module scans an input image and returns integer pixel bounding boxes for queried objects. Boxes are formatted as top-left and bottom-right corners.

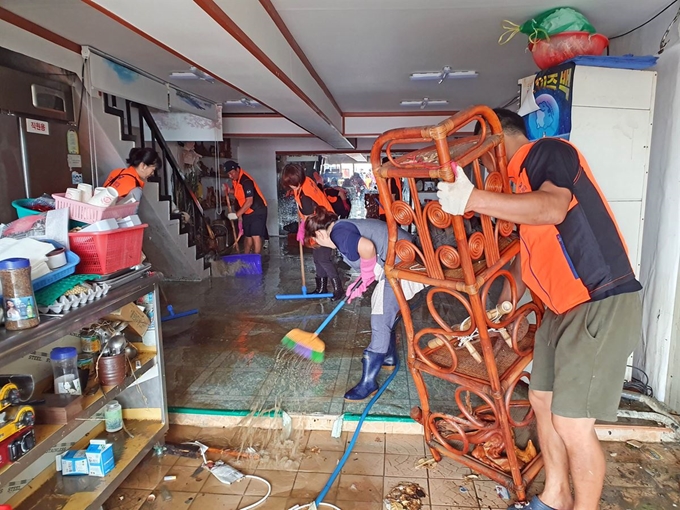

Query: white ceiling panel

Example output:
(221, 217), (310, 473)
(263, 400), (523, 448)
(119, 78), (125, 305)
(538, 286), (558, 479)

(272, 0), (672, 111)
(0, 0), (265, 110)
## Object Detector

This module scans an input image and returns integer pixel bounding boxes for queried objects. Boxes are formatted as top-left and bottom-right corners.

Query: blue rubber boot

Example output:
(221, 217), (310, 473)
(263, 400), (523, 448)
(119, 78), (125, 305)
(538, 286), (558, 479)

(382, 329), (398, 371)
(344, 350), (385, 401)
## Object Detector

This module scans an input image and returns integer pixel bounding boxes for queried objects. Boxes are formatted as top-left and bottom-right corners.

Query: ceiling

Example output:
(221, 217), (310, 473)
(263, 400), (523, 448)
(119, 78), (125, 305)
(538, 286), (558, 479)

(0, 0), (672, 121)
(272, 0), (672, 111)
(0, 0), (272, 112)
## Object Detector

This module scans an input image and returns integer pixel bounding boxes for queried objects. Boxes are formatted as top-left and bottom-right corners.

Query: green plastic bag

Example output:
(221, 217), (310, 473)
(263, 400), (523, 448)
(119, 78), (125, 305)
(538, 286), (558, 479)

(499, 7), (596, 45)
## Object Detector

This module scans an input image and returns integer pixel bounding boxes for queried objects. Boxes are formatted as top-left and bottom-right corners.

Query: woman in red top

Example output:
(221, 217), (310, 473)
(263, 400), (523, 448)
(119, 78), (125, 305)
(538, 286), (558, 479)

(281, 164), (344, 300)
(103, 148), (161, 201)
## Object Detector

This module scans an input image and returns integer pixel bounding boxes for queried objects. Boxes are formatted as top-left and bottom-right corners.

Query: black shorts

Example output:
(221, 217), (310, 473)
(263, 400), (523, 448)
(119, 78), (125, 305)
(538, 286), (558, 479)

(242, 212), (268, 238)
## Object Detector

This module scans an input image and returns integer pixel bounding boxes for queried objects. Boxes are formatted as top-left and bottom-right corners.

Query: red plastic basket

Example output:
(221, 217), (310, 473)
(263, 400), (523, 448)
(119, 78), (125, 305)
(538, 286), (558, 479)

(69, 224), (147, 275)
(53, 193), (139, 224)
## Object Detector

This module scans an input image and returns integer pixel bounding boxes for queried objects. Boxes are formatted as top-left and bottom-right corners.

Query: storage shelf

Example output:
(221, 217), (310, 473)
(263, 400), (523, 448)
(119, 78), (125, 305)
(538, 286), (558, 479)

(11, 419), (166, 510)
(0, 275), (159, 366)
(0, 351), (157, 488)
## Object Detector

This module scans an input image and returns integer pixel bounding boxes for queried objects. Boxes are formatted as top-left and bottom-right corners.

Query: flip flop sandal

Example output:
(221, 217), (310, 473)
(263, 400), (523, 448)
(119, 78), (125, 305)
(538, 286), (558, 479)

(508, 496), (558, 510)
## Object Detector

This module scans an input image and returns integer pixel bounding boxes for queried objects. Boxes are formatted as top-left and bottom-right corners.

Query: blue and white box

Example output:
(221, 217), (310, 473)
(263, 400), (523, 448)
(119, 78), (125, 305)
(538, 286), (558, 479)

(86, 440), (115, 477)
(58, 450), (89, 476)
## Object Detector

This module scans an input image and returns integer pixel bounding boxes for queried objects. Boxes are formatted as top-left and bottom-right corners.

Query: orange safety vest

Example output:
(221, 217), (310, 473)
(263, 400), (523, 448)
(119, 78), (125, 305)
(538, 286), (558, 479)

(103, 167), (144, 197)
(233, 169), (267, 215)
(294, 177), (333, 218)
(508, 139), (638, 314)
(378, 178), (403, 216)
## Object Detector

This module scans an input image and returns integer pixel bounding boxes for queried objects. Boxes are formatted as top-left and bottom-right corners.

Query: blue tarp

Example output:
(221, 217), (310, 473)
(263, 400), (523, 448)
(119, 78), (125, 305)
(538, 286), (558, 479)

(567, 54), (658, 70)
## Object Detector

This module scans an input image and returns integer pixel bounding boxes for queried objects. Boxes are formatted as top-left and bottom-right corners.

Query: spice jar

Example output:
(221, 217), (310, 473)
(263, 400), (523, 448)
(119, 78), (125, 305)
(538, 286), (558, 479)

(50, 347), (81, 395)
(0, 258), (40, 331)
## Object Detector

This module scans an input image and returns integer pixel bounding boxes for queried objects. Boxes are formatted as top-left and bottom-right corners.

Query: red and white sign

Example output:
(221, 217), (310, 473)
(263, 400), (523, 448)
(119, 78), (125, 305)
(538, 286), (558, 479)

(26, 119), (49, 135)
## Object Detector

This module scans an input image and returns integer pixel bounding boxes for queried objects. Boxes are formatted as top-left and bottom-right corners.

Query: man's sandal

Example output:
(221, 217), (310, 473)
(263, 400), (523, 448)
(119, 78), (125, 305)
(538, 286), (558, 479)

(508, 496), (558, 510)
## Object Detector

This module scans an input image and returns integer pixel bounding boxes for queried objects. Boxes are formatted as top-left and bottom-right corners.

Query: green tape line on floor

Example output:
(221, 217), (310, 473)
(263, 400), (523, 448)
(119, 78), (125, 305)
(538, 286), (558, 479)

(167, 407), (416, 423)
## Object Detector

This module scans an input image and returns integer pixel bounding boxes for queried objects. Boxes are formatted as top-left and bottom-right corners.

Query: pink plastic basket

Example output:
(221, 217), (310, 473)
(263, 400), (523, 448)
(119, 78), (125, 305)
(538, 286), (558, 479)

(69, 224), (147, 275)
(53, 193), (139, 224)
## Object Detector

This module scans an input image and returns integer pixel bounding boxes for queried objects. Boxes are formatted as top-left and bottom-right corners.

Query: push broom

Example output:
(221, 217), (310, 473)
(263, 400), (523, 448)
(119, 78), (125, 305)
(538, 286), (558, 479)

(281, 279), (361, 362)
(275, 240), (333, 300)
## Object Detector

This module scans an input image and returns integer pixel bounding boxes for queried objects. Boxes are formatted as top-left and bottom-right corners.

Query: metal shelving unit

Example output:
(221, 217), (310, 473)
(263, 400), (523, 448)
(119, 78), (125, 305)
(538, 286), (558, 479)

(0, 274), (168, 510)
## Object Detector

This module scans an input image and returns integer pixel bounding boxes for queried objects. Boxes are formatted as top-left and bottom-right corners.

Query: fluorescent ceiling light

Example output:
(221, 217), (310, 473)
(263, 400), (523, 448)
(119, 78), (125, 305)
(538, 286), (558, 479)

(347, 153), (367, 163)
(224, 98), (260, 108)
(410, 66), (478, 83)
(400, 98), (449, 109)
(169, 66), (215, 83)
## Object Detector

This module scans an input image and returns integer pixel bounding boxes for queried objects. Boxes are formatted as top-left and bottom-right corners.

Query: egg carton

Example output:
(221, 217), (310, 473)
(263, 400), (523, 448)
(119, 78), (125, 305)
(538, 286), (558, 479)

(38, 282), (111, 315)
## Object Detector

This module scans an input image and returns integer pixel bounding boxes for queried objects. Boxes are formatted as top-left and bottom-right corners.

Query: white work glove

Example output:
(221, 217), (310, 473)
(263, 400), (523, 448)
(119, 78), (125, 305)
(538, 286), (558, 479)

(227, 212), (238, 221)
(436, 163), (474, 216)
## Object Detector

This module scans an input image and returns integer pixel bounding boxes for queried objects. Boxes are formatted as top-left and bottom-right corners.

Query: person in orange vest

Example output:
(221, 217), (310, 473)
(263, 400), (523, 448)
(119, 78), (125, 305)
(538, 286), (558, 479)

(224, 161), (268, 255)
(281, 163), (344, 299)
(437, 109), (642, 510)
(103, 147), (161, 201)
(378, 157), (402, 221)
(323, 181), (351, 219)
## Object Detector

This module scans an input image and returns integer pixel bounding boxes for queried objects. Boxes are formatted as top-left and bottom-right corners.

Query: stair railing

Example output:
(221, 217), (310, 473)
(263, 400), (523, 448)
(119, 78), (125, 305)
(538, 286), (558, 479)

(102, 93), (214, 263)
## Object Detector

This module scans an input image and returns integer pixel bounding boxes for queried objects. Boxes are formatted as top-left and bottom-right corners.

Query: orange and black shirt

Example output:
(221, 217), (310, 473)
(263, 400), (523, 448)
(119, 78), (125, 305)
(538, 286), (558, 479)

(324, 186), (350, 218)
(508, 138), (641, 315)
(233, 169), (267, 215)
(103, 167), (144, 197)
(294, 177), (333, 218)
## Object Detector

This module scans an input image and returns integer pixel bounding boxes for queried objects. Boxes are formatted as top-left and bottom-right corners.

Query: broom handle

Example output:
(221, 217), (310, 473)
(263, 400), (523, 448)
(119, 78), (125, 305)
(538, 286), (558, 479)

(313, 298), (347, 336)
(299, 241), (306, 291)
(224, 184), (240, 253)
(312, 279), (362, 336)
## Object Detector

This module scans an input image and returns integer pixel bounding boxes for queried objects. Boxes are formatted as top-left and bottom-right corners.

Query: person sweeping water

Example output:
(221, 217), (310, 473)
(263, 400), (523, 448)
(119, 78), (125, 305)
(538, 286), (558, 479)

(303, 207), (426, 400)
(281, 164), (344, 300)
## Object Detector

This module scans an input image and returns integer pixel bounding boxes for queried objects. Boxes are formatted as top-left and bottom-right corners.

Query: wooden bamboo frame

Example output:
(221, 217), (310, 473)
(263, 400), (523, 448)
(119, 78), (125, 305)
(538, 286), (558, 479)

(370, 106), (544, 500)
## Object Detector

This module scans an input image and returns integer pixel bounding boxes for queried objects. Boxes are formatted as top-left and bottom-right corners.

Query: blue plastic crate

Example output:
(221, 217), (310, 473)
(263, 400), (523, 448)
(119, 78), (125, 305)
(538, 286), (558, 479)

(221, 254), (262, 276)
(32, 246), (80, 291)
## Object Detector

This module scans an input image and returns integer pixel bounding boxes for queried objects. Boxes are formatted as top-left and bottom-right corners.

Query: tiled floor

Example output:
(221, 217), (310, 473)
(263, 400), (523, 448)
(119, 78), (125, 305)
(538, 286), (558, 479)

(105, 425), (680, 510)
(161, 239), (486, 417)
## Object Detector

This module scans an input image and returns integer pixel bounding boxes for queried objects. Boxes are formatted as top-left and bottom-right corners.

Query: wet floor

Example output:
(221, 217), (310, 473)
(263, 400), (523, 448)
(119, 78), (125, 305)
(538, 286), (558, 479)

(105, 425), (680, 510)
(161, 238), (473, 416)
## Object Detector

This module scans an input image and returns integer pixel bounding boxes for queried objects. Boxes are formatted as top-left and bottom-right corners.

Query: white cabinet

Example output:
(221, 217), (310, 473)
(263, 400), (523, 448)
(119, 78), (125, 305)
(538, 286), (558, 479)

(520, 66), (657, 276)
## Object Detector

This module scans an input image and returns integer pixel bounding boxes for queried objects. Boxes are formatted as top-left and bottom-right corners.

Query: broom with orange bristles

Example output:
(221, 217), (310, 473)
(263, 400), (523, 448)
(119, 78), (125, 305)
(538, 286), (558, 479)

(281, 279), (361, 362)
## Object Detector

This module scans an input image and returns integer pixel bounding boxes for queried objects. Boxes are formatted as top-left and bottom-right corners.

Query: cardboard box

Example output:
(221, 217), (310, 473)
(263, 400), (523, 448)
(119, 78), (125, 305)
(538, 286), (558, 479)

(86, 439), (115, 477)
(58, 450), (89, 476)
(104, 302), (150, 337)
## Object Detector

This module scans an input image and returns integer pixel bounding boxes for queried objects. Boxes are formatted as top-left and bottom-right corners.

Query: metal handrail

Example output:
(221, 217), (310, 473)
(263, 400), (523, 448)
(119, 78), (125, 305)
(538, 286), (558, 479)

(102, 94), (215, 262)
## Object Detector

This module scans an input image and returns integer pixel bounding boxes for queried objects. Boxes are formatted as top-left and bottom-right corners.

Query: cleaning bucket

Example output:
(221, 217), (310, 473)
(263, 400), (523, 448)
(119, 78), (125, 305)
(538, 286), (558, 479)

(221, 254), (262, 276)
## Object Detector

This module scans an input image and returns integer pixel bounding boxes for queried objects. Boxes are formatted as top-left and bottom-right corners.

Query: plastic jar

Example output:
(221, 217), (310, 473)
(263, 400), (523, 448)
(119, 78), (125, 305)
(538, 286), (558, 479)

(105, 400), (123, 432)
(50, 347), (81, 395)
(0, 258), (40, 331)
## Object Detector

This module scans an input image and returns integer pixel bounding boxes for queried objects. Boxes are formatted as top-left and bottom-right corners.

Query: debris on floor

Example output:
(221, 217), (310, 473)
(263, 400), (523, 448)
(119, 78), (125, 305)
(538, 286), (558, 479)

(384, 481), (427, 509)
(413, 457), (437, 470)
(469, 436), (537, 473)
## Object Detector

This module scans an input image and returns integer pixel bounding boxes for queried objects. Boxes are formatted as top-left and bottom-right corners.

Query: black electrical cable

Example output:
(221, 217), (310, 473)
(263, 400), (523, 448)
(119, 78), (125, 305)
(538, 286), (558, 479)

(610, 0), (679, 40)
(623, 365), (654, 397)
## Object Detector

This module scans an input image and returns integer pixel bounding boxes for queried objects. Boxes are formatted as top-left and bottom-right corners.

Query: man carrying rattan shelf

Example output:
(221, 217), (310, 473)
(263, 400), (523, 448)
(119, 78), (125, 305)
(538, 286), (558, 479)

(437, 108), (642, 510)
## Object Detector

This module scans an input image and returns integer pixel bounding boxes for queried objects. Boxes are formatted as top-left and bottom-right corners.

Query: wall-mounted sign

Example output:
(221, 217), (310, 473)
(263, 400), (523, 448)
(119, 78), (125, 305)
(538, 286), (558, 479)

(67, 129), (80, 154)
(26, 119), (49, 135)
(67, 154), (82, 168)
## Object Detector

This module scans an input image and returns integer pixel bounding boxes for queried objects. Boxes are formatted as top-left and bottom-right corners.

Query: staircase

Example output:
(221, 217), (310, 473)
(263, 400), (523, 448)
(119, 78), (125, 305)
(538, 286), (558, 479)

(103, 94), (211, 281)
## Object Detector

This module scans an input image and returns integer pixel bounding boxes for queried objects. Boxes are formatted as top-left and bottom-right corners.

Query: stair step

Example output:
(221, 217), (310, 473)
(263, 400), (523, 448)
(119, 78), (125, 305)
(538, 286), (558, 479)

(159, 195), (172, 202)
(170, 212), (183, 221)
